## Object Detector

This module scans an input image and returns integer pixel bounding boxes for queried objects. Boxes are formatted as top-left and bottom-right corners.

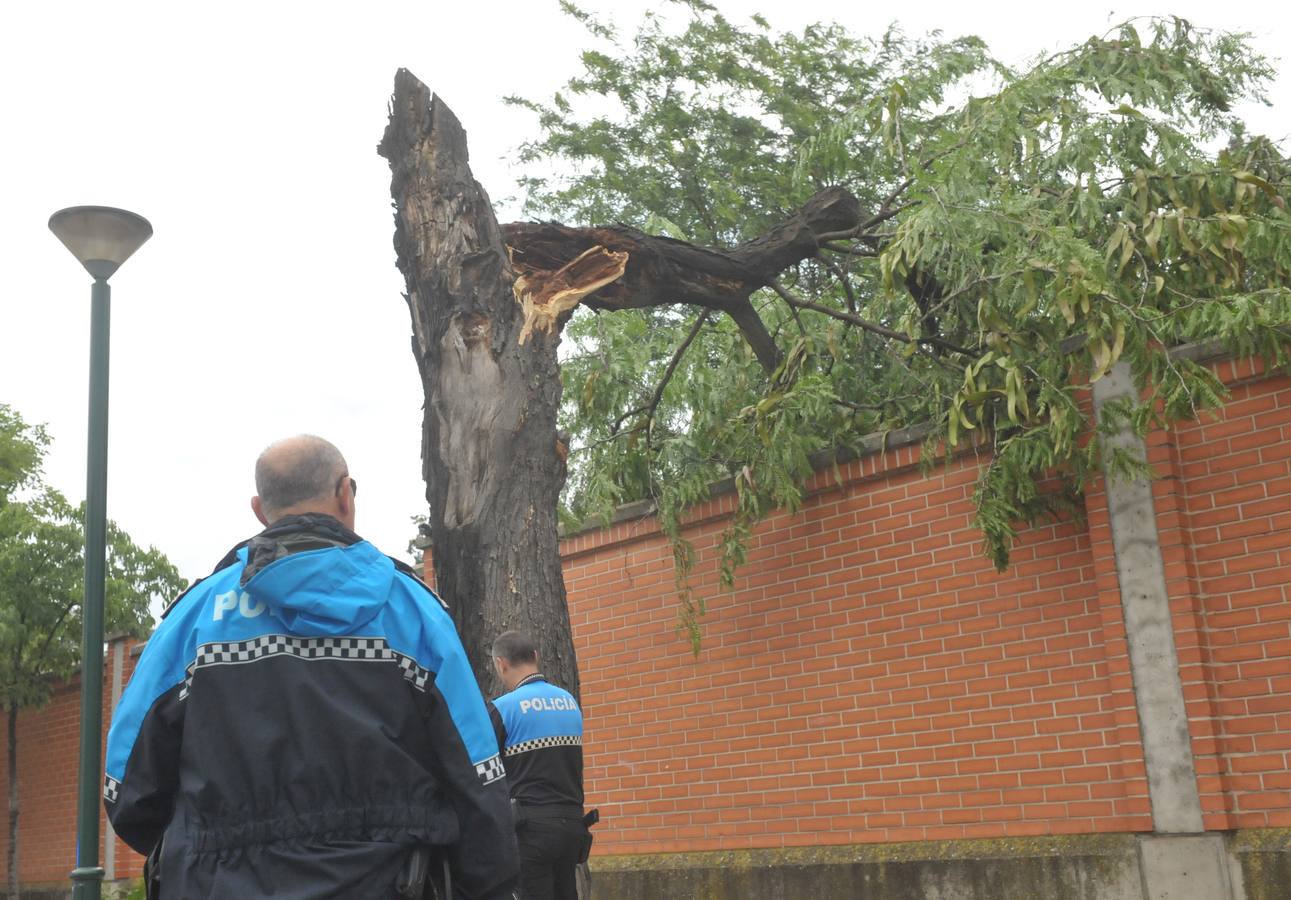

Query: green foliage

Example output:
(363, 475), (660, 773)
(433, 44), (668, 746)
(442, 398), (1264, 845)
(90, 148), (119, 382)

(0, 403), (187, 711)
(513, 6), (1291, 637)
(0, 405), (47, 504)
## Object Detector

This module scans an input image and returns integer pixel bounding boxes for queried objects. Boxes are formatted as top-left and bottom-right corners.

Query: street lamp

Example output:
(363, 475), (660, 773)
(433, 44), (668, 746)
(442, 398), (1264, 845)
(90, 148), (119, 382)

(48, 206), (152, 900)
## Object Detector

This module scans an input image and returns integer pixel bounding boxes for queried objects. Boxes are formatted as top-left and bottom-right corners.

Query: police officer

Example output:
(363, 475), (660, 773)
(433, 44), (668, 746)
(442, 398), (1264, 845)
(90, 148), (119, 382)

(489, 630), (586, 900)
(104, 435), (519, 899)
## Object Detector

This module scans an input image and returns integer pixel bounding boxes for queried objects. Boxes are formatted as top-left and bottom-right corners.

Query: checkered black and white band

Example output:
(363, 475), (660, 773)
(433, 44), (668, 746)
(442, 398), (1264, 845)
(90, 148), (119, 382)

(103, 774), (121, 804)
(504, 734), (582, 758)
(196, 635), (390, 666)
(476, 754), (506, 785)
(178, 635), (434, 699)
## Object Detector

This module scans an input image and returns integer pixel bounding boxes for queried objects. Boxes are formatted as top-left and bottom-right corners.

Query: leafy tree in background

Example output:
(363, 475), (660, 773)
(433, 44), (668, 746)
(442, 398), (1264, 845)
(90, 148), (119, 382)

(0, 404), (185, 898)
(507, 2), (1290, 638)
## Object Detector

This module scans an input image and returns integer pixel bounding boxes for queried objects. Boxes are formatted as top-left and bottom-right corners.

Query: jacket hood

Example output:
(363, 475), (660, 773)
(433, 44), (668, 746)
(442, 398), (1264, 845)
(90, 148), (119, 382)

(239, 529), (393, 635)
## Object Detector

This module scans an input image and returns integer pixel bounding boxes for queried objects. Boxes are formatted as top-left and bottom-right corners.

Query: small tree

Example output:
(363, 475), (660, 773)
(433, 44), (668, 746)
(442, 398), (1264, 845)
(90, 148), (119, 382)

(0, 405), (185, 898)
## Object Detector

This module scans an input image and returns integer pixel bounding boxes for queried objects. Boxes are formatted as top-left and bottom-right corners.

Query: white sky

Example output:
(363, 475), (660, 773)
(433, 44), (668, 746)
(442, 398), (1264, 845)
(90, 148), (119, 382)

(2, 1), (1286, 588)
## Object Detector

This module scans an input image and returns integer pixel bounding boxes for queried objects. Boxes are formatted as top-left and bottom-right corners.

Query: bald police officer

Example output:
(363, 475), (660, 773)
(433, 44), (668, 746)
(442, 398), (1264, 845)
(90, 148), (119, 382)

(489, 631), (586, 900)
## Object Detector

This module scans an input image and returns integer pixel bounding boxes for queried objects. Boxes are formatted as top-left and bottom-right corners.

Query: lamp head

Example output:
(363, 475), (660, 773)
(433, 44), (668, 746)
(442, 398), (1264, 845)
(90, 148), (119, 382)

(49, 206), (153, 281)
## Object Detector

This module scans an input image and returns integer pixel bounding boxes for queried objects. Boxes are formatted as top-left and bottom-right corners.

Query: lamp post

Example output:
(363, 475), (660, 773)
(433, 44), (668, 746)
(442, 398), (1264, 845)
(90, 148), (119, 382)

(48, 206), (152, 900)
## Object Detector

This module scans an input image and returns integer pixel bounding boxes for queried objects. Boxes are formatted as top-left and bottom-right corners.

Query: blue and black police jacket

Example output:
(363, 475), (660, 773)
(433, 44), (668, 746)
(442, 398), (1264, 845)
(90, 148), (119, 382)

(103, 515), (519, 899)
(489, 673), (584, 818)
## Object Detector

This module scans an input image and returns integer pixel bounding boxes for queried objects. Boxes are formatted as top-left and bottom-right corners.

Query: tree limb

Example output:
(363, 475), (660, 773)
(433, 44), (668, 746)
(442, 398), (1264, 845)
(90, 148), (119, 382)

(816, 252), (859, 316)
(612, 311), (713, 436)
(767, 279), (977, 357)
(501, 186), (863, 373)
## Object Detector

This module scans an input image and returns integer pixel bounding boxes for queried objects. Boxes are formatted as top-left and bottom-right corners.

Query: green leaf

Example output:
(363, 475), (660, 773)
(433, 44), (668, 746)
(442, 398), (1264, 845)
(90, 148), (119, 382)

(1090, 337), (1113, 382)
(1234, 170), (1277, 199)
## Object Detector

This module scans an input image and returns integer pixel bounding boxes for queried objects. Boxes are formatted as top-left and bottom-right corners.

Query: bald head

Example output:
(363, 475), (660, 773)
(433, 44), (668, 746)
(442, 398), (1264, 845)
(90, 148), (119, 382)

(251, 435), (355, 528)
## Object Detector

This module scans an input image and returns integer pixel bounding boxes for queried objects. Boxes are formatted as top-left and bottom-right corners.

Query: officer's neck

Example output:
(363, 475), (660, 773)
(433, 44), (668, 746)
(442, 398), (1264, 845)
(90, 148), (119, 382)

(515, 671), (545, 689)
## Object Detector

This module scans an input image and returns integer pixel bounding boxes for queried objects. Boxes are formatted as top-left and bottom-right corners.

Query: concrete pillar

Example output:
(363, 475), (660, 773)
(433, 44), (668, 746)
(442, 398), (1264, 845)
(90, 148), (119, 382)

(1093, 362), (1242, 900)
(1093, 362), (1203, 834)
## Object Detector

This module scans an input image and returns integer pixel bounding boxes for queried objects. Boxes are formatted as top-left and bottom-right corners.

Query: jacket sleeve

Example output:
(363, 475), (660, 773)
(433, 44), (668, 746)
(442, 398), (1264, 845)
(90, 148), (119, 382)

(103, 615), (193, 855)
(488, 700), (508, 754)
(408, 579), (520, 899)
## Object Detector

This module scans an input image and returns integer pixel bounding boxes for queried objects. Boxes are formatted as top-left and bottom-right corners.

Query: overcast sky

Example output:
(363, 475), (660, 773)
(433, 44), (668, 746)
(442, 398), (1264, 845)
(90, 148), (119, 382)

(2, 0), (1287, 591)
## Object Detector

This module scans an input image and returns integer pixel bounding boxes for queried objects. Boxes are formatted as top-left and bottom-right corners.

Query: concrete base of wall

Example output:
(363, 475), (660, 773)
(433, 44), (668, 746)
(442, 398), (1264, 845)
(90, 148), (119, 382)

(589, 831), (1291, 900)
(1231, 829), (1291, 900)
(6, 832), (1289, 900)
(1140, 834), (1236, 900)
(0, 878), (137, 900)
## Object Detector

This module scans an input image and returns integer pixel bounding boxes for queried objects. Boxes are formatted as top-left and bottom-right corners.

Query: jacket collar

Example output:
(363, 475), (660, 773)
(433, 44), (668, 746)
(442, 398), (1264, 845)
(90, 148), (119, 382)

(238, 514), (364, 587)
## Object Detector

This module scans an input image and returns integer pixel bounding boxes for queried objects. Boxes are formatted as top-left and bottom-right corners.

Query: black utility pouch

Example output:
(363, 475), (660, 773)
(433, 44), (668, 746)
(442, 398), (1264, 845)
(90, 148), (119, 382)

(397, 846), (432, 899)
(579, 808), (600, 863)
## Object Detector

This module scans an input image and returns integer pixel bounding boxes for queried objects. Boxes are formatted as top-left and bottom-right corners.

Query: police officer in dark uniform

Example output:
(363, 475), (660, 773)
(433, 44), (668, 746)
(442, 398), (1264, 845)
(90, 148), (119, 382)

(488, 631), (587, 900)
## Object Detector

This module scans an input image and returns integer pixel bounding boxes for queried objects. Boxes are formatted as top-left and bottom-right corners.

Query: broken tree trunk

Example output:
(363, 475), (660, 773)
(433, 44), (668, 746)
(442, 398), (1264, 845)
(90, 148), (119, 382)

(379, 71), (583, 698)
(380, 70), (863, 696)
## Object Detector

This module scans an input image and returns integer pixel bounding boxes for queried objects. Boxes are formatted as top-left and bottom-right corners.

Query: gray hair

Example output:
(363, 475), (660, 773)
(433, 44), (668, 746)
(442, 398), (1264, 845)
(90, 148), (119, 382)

(491, 630), (538, 666)
(254, 435), (347, 520)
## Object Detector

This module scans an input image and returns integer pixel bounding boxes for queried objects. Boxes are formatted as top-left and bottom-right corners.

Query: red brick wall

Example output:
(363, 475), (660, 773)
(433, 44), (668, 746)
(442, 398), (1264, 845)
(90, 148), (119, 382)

(1171, 358), (1291, 831)
(566, 447), (1151, 853)
(0, 641), (145, 888)
(562, 358), (1291, 855)
(2, 359), (1287, 888)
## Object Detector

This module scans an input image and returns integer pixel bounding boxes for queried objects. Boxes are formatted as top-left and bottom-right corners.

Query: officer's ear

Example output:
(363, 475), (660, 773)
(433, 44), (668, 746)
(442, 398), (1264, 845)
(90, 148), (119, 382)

(251, 496), (270, 526)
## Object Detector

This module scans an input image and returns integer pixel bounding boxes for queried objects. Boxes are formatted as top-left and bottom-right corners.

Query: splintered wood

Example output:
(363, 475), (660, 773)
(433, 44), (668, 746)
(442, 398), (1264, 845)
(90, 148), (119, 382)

(510, 244), (629, 344)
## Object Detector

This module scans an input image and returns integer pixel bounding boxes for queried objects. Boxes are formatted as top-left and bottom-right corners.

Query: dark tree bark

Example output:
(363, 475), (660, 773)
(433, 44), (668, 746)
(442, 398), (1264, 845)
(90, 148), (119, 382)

(379, 71), (864, 697)
(379, 72), (582, 699)
(8, 702), (19, 900)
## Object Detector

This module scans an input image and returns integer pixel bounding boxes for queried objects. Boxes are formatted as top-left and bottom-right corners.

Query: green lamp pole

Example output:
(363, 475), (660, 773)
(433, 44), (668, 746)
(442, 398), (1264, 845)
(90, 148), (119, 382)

(48, 207), (153, 900)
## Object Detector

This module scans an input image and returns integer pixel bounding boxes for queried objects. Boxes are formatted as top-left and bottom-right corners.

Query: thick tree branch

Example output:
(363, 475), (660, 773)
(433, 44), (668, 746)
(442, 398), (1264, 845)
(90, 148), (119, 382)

(817, 199), (917, 242)
(501, 186), (863, 373)
(727, 301), (784, 371)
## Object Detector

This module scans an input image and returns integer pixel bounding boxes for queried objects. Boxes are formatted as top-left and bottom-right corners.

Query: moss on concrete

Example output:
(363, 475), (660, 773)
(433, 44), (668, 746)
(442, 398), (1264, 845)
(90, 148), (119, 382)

(589, 833), (1142, 900)
(1232, 828), (1291, 900)
(591, 832), (1138, 872)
